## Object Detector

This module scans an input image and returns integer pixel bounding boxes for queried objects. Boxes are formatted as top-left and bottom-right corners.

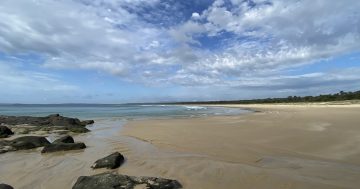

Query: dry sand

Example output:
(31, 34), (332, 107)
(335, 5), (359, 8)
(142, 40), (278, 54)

(1, 104), (360, 189)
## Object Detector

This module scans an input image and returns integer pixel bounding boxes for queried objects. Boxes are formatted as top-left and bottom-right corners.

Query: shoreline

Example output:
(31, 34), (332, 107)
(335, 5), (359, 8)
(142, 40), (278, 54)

(1, 104), (360, 188)
(121, 104), (360, 189)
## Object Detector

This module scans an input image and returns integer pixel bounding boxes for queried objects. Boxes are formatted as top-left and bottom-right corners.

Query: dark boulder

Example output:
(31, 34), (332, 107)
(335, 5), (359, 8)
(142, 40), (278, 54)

(0, 184), (14, 189)
(53, 135), (74, 144)
(72, 172), (182, 189)
(91, 152), (124, 169)
(41, 142), (86, 153)
(81, 120), (95, 126)
(66, 126), (90, 133)
(47, 114), (60, 117)
(47, 114), (82, 127)
(10, 136), (50, 150)
(0, 136), (50, 153)
(0, 126), (14, 138)
(10, 140), (37, 150)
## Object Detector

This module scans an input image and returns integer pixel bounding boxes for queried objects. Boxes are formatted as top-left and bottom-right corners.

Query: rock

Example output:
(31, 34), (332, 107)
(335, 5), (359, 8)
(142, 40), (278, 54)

(53, 135), (74, 144)
(47, 114), (60, 117)
(0, 126), (14, 138)
(0, 184), (14, 189)
(47, 115), (82, 127)
(0, 114), (94, 128)
(41, 143), (86, 153)
(72, 172), (182, 189)
(91, 152), (124, 169)
(0, 145), (16, 154)
(11, 140), (37, 150)
(10, 136), (50, 150)
(81, 120), (95, 126)
(0, 114), (92, 133)
(0, 136), (50, 153)
(66, 126), (90, 133)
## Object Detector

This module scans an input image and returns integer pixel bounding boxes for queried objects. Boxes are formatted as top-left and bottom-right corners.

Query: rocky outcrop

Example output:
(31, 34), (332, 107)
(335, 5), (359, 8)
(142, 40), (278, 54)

(72, 172), (182, 189)
(42, 134), (86, 153)
(41, 142), (86, 153)
(0, 114), (92, 134)
(0, 114), (94, 128)
(11, 136), (50, 148)
(0, 184), (14, 189)
(81, 120), (94, 126)
(0, 134), (87, 154)
(91, 152), (124, 169)
(0, 136), (50, 153)
(0, 126), (14, 138)
(53, 135), (75, 144)
(65, 126), (90, 133)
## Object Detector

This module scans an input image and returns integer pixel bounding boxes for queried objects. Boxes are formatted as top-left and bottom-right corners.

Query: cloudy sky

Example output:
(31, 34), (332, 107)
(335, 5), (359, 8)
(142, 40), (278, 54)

(0, 0), (360, 103)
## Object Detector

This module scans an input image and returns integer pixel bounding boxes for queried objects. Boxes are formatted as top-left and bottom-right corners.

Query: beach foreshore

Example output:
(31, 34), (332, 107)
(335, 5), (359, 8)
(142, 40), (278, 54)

(1, 104), (360, 189)
(122, 104), (360, 189)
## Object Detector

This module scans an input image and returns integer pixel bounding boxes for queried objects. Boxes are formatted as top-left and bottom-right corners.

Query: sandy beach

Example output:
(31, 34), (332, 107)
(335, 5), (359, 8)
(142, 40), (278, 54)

(122, 104), (360, 189)
(1, 104), (360, 189)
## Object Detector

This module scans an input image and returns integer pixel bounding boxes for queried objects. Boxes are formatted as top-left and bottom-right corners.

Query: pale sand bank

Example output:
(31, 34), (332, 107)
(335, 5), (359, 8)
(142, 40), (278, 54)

(1, 105), (360, 189)
(122, 105), (360, 189)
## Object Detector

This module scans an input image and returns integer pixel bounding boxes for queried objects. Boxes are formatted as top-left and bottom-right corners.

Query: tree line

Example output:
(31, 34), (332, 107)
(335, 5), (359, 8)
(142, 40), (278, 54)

(171, 90), (360, 104)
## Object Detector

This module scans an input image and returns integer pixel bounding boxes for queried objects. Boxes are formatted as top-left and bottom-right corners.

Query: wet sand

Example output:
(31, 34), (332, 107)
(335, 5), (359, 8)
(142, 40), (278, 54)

(122, 104), (360, 189)
(1, 104), (360, 189)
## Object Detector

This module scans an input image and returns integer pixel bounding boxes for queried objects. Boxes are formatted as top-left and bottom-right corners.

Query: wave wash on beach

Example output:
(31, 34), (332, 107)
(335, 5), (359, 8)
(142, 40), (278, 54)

(1, 104), (360, 189)
(0, 104), (252, 188)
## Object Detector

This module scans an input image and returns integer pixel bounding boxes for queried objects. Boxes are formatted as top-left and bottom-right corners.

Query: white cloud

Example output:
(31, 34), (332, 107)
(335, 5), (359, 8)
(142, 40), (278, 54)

(0, 62), (78, 93)
(0, 0), (359, 97)
(169, 21), (205, 44)
(191, 12), (200, 19)
(163, 68), (360, 101)
(164, 0), (360, 86)
(0, 0), (173, 76)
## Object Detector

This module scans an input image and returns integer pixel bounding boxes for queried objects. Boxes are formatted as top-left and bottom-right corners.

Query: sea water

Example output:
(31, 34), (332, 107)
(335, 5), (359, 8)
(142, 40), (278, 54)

(0, 104), (250, 120)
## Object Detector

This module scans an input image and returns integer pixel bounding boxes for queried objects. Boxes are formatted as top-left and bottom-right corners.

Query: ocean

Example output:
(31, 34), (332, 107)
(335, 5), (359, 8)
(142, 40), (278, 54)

(0, 104), (250, 120)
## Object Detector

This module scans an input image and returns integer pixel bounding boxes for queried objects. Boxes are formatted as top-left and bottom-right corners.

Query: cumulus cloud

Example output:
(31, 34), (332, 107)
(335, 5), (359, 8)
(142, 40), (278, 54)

(0, 0), (174, 76)
(0, 0), (360, 98)
(162, 0), (360, 87)
(191, 12), (201, 19)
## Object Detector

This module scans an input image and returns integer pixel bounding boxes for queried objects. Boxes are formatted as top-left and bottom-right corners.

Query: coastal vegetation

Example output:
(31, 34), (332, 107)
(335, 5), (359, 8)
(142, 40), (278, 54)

(172, 90), (360, 104)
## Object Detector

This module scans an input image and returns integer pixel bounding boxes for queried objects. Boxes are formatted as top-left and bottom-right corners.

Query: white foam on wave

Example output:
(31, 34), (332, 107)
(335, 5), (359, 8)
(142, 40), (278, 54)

(307, 122), (331, 131)
(139, 104), (172, 107)
(184, 106), (207, 110)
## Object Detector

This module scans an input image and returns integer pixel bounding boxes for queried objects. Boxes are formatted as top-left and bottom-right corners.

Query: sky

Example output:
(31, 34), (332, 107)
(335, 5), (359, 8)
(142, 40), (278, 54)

(0, 0), (360, 103)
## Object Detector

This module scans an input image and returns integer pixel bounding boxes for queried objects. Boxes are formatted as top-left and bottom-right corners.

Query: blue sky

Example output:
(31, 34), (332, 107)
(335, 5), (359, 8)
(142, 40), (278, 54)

(0, 0), (360, 103)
